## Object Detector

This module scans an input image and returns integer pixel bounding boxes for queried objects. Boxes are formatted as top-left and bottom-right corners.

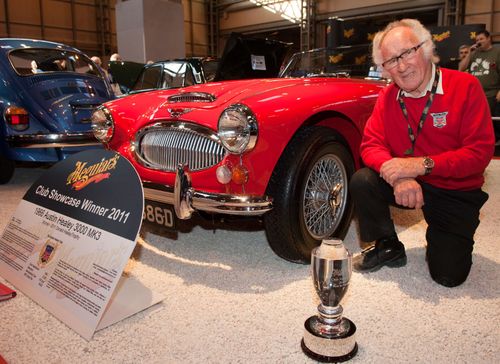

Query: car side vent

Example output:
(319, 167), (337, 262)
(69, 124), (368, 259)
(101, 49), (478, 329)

(167, 92), (216, 103)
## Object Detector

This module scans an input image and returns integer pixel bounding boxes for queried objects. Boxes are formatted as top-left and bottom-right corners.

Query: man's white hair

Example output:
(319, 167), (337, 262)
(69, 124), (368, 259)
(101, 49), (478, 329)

(372, 18), (436, 67)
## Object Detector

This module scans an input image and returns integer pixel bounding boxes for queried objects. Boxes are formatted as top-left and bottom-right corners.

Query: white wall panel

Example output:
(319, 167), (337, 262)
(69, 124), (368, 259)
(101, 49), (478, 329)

(116, 0), (185, 63)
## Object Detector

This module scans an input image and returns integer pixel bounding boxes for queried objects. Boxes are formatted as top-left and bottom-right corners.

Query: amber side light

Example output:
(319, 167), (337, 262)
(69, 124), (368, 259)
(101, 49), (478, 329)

(5, 106), (29, 131)
(231, 164), (249, 185)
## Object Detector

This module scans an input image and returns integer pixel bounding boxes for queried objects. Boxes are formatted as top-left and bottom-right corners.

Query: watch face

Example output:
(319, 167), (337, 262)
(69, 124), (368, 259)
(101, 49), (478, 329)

(424, 157), (434, 168)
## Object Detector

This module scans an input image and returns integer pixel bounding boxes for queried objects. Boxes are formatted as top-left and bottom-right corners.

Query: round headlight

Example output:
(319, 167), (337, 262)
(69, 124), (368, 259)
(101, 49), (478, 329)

(91, 106), (114, 143)
(217, 104), (258, 154)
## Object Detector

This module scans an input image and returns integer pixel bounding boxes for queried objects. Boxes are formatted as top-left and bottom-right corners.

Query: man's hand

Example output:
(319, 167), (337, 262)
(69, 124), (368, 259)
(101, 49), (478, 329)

(393, 178), (424, 209)
(380, 157), (425, 186)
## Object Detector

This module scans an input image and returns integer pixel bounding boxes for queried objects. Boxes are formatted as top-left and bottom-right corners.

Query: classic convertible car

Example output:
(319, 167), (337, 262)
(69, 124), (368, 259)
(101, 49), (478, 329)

(0, 38), (114, 184)
(91, 48), (386, 263)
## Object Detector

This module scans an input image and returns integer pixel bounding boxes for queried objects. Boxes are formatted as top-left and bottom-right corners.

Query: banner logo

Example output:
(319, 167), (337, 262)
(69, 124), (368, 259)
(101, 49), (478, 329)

(343, 28), (354, 39)
(329, 54), (343, 64)
(432, 31), (451, 42)
(355, 55), (367, 65)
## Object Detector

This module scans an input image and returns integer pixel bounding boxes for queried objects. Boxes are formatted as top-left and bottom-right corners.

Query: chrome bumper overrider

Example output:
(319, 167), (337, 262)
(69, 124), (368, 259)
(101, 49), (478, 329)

(6, 132), (100, 148)
(143, 164), (273, 220)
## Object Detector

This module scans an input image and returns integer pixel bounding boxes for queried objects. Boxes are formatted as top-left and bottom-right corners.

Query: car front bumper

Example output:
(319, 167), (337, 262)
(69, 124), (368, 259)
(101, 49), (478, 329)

(143, 164), (273, 220)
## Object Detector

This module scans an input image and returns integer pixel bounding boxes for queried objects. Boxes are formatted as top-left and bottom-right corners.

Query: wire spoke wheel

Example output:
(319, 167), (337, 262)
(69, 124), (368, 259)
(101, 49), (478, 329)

(303, 154), (347, 239)
(264, 126), (354, 263)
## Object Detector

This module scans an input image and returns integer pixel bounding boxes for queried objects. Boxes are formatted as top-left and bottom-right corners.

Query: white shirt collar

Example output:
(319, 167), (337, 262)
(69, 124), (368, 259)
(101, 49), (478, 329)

(397, 63), (444, 99)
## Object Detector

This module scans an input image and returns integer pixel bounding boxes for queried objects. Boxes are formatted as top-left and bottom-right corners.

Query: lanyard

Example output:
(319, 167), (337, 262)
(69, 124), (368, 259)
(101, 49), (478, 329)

(397, 66), (440, 156)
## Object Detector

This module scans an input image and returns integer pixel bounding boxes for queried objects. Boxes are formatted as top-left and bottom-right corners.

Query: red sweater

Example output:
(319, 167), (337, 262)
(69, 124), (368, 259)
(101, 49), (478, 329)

(361, 67), (495, 191)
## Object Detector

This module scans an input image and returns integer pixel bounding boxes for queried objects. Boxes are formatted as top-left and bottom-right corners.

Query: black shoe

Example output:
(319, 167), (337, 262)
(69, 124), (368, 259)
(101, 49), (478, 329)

(353, 236), (407, 272)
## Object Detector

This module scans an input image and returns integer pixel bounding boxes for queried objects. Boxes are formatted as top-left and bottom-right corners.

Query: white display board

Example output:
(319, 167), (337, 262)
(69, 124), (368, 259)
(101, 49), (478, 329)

(0, 150), (162, 340)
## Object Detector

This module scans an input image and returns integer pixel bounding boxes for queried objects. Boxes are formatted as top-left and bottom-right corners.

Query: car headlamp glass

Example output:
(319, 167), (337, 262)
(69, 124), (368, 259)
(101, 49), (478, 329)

(91, 106), (114, 142)
(217, 104), (257, 154)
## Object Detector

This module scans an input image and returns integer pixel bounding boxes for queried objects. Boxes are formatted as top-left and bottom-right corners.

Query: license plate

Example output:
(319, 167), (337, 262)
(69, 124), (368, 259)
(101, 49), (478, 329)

(142, 200), (177, 231)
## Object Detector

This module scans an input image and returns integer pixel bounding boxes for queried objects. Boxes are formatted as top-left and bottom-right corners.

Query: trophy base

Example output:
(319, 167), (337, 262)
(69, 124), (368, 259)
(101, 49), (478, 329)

(302, 317), (358, 363)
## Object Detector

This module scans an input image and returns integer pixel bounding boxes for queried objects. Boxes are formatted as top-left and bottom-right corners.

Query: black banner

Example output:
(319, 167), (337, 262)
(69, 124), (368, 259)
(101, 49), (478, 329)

(23, 150), (144, 241)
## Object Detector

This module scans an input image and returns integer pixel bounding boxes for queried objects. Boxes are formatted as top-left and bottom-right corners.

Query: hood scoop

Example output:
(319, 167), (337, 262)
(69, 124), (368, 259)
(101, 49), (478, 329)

(167, 92), (216, 103)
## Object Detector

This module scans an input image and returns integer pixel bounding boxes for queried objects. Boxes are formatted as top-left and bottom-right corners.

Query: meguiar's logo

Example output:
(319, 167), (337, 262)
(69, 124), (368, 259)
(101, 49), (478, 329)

(66, 154), (120, 190)
(355, 55), (367, 65)
(329, 54), (343, 64)
(432, 31), (451, 42)
(343, 28), (354, 39)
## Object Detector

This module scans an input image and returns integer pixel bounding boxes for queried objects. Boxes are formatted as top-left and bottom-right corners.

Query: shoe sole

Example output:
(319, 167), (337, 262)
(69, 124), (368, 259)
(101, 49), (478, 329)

(354, 254), (407, 273)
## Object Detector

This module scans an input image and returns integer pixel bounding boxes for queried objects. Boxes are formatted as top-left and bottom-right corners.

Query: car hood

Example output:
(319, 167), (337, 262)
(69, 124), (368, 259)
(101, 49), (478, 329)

(105, 77), (380, 131)
(20, 74), (112, 132)
(107, 78), (301, 113)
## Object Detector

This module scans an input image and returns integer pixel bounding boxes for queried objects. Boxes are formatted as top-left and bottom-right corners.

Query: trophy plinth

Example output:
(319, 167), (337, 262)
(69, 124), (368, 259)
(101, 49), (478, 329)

(302, 239), (358, 362)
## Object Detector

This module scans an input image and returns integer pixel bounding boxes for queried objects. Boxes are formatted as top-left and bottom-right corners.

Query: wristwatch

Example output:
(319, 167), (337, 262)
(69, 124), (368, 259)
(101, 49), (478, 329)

(423, 156), (434, 175)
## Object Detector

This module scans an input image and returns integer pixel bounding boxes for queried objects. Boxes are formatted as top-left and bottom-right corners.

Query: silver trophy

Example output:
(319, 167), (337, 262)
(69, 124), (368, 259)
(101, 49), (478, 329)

(301, 239), (358, 362)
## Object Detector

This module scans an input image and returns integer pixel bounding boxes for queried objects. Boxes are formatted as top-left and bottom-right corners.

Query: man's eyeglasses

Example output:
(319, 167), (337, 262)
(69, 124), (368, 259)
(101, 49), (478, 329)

(381, 41), (426, 70)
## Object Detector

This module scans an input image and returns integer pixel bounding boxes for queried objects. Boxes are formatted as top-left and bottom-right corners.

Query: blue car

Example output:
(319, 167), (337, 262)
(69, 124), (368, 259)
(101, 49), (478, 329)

(0, 38), (114, 183)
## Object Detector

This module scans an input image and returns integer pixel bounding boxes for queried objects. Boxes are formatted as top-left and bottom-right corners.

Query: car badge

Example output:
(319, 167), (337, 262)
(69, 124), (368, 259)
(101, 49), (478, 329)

(167, 108), (193, 119)
(431, 112), (448, 128)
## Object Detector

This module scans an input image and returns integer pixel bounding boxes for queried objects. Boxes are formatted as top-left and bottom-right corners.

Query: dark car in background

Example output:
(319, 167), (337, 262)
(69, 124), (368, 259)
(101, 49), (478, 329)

(109, 57), (218, 95)
(0, 38), (114, 183)
(108, 32), (292, 95)
(213, 32), (292, 81)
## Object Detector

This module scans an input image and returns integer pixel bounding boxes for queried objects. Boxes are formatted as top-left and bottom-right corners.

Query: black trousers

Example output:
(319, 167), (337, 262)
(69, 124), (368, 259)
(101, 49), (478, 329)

(350, 168), (489, 286)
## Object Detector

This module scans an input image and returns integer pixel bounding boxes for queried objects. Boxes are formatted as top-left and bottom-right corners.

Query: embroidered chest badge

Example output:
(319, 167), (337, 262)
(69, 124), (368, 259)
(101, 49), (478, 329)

(431, 112), (448, 128)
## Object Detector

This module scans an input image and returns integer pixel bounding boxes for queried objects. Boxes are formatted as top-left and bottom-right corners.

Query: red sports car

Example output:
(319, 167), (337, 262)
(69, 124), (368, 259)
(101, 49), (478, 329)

(91, 48), (386, 263)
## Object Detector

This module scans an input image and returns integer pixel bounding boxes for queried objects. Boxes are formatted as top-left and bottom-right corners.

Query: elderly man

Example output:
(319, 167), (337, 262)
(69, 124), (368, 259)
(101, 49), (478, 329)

(350, 19), (494, 287)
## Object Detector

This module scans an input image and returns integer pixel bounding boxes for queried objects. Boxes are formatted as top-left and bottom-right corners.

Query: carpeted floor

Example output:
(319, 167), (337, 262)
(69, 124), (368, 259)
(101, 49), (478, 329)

(0, 161), (499, 363)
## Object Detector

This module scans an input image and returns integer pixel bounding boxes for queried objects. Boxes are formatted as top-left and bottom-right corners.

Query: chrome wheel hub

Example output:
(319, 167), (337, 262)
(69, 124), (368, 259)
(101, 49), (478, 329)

(303, 154), (348, 239)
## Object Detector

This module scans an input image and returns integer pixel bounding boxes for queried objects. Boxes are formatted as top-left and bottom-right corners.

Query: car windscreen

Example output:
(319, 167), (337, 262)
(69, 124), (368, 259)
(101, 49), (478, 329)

(280, 47), (373, 78)
(131, 61), (196, 91)
(8, 48), (102, 78)
(131, 65), (162, 91)
(162, 62), (196, 88)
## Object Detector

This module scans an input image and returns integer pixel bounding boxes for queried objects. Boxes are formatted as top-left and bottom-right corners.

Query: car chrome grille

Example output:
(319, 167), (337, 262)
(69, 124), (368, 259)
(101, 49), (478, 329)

(136, 123), (226, 172)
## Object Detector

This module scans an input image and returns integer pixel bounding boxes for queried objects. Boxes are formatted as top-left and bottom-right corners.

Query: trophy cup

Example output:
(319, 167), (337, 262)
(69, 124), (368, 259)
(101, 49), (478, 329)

(301, 239), (358, 362)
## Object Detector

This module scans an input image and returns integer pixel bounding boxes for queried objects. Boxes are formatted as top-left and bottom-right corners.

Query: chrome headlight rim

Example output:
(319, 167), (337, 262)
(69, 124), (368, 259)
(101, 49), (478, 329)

(217, 103), (258, 155)
(91, 106), (114, 143)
